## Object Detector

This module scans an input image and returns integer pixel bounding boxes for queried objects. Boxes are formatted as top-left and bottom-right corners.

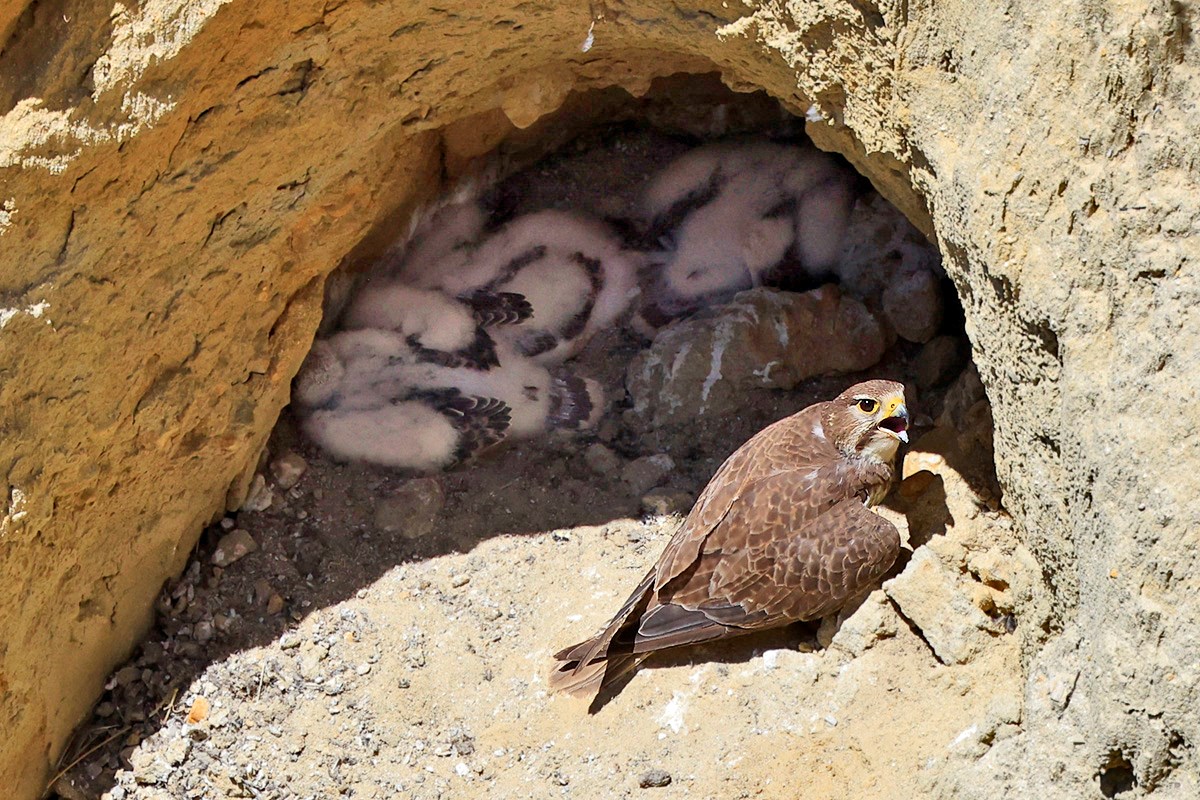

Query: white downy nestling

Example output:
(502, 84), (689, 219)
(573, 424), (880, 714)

(293, 330), (604, 471)
(636, 138), (858, 330)
(399, 209), (640, 365)
(341, 282), (531, 370)
(294, 331), (512, 471)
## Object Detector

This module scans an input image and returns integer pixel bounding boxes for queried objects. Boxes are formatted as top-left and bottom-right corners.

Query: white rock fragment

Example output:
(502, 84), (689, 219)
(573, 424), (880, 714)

(269, 451), (308, 490)
(240, 474), (273, 512)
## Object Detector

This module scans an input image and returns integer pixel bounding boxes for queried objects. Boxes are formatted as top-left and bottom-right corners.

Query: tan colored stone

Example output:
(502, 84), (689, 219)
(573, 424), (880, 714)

(627, 286), (888, 428)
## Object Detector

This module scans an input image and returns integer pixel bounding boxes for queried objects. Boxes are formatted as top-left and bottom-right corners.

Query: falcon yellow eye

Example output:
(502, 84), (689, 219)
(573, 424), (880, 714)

(855, 398), (878, 413)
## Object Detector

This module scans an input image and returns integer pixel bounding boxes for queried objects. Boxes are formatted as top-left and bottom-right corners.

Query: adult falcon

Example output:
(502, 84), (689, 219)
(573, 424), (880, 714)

(550, 379), (909, 701)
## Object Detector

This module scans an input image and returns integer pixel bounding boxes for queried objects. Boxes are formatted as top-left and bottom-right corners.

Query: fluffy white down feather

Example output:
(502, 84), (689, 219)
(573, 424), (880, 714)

(400, 209), (639, 364)
(303, 402), (462, 471)
(794, 174), (857, 272)
(300, 332), (598, 440)
(824, 192), (944, 298)
(392, 201), (487, 285)
(635, 139), (863, 330)
(362, 343), (560, 438)
(341, 283), (478, 353)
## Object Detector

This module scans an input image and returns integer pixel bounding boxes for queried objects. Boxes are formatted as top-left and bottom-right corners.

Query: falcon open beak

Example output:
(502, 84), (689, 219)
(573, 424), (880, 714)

(878, 400), (910, 443)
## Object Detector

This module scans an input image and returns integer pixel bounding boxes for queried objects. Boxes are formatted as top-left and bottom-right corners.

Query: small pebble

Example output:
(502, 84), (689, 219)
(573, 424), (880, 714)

(270, 451), (308, 489)
(622, 454), (675, 496)
(112, 666), (141, 688)
(450, 574), (470, 588)
(193, 621), (214, 644)
(584, 443), (622, 475)
(374, 478), (445, 537)
(211, 529), (257, 567)
(253, 579), (274, 605)
(241, 474), (273, 512)
(185, 696), (210, 724)
(164, 737), (192, 766)
(638, 769), (672, 788)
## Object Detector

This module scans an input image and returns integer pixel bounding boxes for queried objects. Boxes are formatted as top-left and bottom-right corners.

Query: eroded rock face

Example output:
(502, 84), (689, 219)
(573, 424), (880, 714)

(1, 1), (1196, 798)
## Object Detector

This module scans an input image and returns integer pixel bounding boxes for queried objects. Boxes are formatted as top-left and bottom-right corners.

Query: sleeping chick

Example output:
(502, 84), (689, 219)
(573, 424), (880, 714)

(293, 331), (604, 470)
(399, 209), (640, 364)
(303, 392), (512, 472)
(635, 138), (858, 331)
(341, 282), (530, 369)
(293, 330), (513, 470)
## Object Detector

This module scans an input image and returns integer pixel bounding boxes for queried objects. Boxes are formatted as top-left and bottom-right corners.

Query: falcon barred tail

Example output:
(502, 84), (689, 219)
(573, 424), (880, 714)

(549, 379), (910, 702)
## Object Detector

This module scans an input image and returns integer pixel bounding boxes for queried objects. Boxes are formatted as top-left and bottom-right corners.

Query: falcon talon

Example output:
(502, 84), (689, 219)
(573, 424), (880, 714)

(550, 379), (909, 702)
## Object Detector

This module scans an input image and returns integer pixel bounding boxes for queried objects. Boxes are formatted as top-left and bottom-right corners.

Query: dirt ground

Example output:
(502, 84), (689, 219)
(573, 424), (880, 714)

(49, 113), (1023, 800)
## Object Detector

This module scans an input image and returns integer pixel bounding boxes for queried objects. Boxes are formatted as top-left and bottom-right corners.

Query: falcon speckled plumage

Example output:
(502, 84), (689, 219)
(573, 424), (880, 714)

(550, 379), (910, 701)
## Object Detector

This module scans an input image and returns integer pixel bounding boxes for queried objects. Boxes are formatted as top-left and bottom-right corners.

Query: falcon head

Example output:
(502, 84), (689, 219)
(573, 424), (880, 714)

(825, 379), (910, 463)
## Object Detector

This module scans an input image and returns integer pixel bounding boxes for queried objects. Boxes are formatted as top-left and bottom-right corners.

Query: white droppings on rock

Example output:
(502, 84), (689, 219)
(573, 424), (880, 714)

(657, 691), (688, 734)
(0, 300), (51, 330)
(949, 724), (979, 749)
(698, 318), (734, 408)
(627, 287), (887, 428)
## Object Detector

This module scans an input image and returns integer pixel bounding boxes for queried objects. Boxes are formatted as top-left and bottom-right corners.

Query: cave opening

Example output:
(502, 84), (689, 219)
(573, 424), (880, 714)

(52, 71), (1003, 798)
(282, 71), (997, 547)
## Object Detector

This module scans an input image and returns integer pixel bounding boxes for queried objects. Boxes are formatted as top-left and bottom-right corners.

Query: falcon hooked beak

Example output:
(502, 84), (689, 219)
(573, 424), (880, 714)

(876, 396), (910, 443)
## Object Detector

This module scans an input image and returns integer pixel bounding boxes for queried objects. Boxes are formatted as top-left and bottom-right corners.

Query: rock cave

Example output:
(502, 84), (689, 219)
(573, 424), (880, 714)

(1, 2), (1196, 799)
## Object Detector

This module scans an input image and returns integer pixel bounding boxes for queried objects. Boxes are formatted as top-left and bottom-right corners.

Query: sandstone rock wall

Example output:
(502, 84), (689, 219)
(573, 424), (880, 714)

(1, 1), (1195, 797)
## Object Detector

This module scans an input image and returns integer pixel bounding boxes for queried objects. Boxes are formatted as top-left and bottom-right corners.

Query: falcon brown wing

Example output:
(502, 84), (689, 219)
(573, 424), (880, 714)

(653, 403), (836, 591)
(549, 488), (900, 693)
(662, 489), (901, 629)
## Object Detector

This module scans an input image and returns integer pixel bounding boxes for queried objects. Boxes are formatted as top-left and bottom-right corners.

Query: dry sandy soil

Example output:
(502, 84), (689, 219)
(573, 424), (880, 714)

(49, 122), (1024, 800)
